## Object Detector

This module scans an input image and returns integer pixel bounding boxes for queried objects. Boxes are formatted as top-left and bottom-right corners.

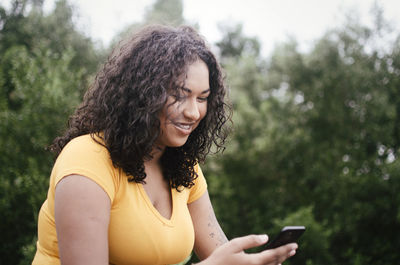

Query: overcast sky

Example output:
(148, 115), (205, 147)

(37, 0), (400, 56)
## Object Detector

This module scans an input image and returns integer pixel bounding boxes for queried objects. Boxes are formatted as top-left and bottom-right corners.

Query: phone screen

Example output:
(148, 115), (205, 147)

(265, 226), (305, 250)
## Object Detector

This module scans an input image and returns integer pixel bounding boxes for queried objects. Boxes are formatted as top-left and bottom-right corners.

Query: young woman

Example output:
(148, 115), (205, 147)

(32, 25), (297, 265)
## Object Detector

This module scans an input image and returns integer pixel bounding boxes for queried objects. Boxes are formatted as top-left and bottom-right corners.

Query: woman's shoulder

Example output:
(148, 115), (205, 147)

(56, 134), (112, 169)
(53, 134), (120, 200)
(187, 163), (208, 203)
(66, 134), (104, 147)
(62, 134), (106, 155)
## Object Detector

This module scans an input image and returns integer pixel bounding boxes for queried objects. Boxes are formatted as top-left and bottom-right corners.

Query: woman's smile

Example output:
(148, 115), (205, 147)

(172, 122), (195, 134)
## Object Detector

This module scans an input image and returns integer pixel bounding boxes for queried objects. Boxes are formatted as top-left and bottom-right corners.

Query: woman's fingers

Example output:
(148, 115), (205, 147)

(232, 242), (297, 265)
(256, 243), (298, 265)
(199, 236), (298, 265)
(228, 234), (269, 252)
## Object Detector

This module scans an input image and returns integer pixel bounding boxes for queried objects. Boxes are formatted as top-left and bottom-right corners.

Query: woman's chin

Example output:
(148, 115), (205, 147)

(168, 136), (190, 148)
(156, 136), (189, 149)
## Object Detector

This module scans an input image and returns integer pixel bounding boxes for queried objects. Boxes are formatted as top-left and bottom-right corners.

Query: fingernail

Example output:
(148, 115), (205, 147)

(257, 234), (268, 243)
(289, 250), (296, 256)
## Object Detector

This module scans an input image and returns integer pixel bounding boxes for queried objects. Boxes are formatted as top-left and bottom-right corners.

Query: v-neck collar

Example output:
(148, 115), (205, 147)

(137, 183), (175, 227)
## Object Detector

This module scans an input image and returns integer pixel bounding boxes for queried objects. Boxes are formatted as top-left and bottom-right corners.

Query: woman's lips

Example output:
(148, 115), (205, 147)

(173, 122), (194, 135)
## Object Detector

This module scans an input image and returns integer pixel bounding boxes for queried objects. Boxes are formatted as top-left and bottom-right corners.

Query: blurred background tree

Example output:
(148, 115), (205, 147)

(1, 0), (400, 264)
(108, 0), (195, 52)
(206, 5), (400, 265)
(0, 0), (104, 263)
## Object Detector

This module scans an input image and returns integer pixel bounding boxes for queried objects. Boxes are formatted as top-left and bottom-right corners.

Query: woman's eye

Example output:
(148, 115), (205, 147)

(171, 94), (185, 102)
(197, 97), (208, 102)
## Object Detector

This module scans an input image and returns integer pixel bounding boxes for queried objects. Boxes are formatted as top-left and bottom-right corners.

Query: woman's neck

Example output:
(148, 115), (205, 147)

(147, 145), (165, 164)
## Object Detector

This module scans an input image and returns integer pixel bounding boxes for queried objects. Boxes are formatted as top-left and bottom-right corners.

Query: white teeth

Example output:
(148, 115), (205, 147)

(176, 123), (191, 130)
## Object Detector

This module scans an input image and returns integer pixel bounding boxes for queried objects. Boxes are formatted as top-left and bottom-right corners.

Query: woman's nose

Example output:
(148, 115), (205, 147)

(183, 98), (200, 120)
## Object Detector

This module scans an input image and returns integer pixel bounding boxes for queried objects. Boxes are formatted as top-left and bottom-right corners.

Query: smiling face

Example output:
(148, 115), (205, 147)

(156, 59), (210, 149)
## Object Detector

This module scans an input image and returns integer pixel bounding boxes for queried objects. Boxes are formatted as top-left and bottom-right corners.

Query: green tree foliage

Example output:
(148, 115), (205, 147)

(110, 0), (189, 49)
(144, 0), (184, 25)
(216, 23), (261, 59)
(205, 11), (400, 265)
(0, 1), (103, 263)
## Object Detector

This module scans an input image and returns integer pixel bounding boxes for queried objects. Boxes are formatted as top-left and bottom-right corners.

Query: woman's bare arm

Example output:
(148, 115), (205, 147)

(55, 174), (111, 265)
(188, 191), (228, 260)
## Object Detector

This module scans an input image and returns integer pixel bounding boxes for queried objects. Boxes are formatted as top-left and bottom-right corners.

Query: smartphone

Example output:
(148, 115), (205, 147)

(265, 226), (306, 250)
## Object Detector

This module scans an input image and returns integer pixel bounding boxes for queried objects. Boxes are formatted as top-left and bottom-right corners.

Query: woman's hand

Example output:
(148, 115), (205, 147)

(197, 234), (297, 265)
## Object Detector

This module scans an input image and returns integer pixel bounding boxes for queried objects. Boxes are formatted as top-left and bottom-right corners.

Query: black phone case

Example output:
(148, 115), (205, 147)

(265, 226), (305, 250)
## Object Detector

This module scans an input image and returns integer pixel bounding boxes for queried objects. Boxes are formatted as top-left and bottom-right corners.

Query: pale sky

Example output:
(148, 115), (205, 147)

(39, 0), (400, 56)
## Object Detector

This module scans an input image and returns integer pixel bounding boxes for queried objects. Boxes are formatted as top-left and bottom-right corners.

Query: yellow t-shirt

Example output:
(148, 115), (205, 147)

(32, 134), (207, 265)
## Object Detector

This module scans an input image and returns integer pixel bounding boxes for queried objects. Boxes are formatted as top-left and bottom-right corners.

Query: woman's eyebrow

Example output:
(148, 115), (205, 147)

(182, 87), (211, 94)
(201, 88), (211, 94)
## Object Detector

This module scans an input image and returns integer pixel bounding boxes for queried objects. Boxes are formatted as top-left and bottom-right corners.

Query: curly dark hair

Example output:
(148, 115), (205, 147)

(50, 24), (231, 189)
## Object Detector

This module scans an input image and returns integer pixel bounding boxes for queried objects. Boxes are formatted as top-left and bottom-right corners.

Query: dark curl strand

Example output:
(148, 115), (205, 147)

(50, 25), (231, 190)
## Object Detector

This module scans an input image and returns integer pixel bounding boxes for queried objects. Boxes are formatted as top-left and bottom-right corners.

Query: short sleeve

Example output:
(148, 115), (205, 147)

(52, 135), (118, 202)
(187, 164), (208, 204)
